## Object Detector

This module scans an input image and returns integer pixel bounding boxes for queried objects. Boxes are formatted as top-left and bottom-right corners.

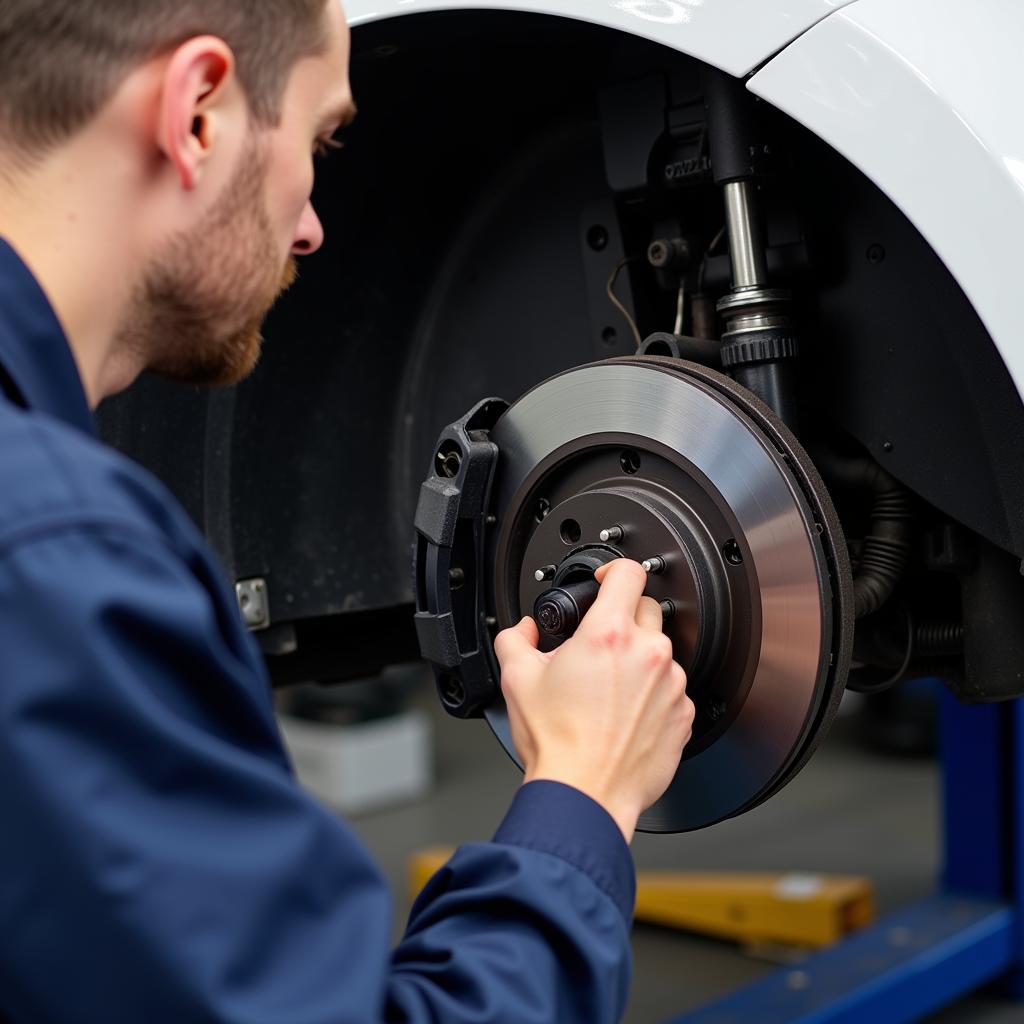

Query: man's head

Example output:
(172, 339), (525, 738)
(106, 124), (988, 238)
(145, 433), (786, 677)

(0, 0), (355, 392)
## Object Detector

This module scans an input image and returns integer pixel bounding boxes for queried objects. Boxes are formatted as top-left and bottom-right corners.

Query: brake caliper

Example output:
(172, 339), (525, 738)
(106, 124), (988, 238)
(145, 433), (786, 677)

(413, 398), (507, 719)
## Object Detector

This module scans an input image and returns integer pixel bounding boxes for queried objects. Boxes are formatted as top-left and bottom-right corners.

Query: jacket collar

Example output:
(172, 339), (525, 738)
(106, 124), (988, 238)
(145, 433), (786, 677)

(0, 237), (95, 436)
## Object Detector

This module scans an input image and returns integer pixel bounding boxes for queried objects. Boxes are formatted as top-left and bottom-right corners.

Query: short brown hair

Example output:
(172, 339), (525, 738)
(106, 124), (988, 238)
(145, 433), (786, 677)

(0, 0), (328, 157)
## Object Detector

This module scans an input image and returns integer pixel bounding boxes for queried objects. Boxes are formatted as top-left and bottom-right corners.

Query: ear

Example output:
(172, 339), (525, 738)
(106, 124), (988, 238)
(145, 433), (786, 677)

(157, 37), (238, 191)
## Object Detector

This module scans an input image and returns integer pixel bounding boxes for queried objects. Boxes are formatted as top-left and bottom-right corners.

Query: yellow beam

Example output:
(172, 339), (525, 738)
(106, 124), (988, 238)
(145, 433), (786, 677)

(409, 848), (874, 950)
(633, 871), (874, 949)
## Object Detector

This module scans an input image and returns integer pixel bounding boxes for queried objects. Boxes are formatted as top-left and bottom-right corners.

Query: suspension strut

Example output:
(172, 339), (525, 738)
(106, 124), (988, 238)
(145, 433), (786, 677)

(703, 69), (800, 430)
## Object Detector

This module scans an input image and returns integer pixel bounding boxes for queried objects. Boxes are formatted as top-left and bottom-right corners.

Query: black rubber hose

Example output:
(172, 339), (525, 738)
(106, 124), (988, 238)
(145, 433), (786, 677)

(813, 451), (913, 619)
(638, 332), (722, 366)
(915, 622), (965, 658)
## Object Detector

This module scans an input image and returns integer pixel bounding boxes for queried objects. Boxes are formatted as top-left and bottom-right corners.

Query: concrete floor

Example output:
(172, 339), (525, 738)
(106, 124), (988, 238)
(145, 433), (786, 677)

(334, 683), (1021, 1023)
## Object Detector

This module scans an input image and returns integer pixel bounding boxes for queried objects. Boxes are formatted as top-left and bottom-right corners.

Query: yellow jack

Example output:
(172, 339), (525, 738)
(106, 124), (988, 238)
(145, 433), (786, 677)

(409, 848), (875, 951)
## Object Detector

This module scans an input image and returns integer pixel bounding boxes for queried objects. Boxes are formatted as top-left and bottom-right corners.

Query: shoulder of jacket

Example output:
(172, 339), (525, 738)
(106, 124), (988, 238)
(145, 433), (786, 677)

(0, 404), (199, 557)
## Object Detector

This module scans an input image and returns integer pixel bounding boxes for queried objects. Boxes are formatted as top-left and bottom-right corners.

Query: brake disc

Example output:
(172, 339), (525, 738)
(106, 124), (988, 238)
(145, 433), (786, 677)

(414, 356), (853, 832)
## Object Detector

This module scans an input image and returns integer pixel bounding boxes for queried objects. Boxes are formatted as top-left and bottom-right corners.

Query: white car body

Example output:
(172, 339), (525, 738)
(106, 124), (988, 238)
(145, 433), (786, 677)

(344, 0), (858, 77)
(344, 0), (1024, 401)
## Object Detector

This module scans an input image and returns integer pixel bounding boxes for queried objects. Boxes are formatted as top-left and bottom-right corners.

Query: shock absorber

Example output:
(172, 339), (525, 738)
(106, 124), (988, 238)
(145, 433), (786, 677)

(703, 69), (800, 430)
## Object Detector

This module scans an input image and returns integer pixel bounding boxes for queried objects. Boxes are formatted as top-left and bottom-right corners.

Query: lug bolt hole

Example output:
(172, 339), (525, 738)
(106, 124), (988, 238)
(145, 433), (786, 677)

(435, 442), (463, 479)
(723, 539), (743, 565)
(620, 450), (642, 475)
(535, 498), (551, 523)
(560, 518), (582, 545)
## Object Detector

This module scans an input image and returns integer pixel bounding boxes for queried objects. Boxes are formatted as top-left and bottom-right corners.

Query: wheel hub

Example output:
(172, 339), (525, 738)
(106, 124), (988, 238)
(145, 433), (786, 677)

(517, 473), (733, 686)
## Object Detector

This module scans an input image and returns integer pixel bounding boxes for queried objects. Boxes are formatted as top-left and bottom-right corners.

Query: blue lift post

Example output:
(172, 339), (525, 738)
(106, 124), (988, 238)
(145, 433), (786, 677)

(669, 691), (1024, 1023)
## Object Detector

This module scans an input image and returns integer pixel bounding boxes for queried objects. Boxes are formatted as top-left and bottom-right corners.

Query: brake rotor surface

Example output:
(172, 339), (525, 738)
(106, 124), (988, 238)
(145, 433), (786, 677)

(483, 357), (852, 832)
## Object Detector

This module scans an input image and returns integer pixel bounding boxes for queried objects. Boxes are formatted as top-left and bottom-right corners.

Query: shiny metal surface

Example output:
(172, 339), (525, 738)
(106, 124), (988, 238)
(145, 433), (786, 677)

(723, 181), (768, 291)
(715, 291), (790, 329)
(484, 362), (830, 831)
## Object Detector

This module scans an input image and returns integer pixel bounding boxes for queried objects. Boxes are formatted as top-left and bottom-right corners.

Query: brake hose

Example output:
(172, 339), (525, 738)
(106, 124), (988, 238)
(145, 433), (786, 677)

(814, 450), (913, 619)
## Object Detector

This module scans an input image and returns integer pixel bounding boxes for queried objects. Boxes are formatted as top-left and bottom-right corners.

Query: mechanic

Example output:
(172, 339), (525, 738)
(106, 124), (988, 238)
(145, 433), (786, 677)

(0, 2), (694, 1021)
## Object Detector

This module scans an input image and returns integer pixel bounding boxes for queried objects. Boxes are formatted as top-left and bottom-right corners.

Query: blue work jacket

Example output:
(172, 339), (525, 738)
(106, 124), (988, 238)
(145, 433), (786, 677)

(0, 238), (635, 1023)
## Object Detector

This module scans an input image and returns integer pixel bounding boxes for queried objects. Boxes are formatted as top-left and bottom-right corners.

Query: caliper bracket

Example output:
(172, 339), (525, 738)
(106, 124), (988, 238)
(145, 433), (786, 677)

(413, 397), (508, 718)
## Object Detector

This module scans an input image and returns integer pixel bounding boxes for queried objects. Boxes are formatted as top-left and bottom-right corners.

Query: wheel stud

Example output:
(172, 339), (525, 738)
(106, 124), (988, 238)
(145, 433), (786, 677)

(599, 525), (624, 543)
(642, 556), (667, 575)
(534, 564), (557, 583)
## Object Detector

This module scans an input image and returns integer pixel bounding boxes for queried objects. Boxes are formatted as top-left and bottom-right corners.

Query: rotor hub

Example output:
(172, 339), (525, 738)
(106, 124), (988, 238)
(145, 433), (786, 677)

(517, 471), (738, 701)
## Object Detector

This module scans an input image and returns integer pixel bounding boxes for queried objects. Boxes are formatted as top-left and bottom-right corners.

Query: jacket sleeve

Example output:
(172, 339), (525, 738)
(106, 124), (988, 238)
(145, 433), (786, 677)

(0, 522), (634, 1024)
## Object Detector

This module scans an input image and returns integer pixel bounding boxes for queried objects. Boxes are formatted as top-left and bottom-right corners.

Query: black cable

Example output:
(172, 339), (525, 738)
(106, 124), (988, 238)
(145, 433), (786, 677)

(813, 450), (913, 619)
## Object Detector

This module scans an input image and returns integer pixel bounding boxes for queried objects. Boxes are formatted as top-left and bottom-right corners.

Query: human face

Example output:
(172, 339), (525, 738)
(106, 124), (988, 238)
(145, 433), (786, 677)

(121, 1), (355, 387)
(123, 132), (291, 386)
(256, 0), (356, 265)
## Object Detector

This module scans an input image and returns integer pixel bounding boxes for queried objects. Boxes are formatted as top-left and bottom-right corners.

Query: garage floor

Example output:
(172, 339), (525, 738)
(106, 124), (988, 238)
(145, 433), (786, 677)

(338, 682), (1021, 1023)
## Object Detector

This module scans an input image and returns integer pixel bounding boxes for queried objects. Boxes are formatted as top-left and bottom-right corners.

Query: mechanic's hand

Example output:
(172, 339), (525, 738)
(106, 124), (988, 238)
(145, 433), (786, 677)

(494, 559), (695, 842)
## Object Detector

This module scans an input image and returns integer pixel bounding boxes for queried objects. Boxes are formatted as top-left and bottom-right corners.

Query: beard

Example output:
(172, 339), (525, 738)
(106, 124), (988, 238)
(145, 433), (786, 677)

(118, 136), (298, 388)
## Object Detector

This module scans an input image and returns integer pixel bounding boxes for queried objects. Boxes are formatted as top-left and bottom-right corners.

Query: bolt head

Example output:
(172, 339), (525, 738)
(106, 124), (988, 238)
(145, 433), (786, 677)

(648, 241), (669, 267)
(537, 602), (564, 635)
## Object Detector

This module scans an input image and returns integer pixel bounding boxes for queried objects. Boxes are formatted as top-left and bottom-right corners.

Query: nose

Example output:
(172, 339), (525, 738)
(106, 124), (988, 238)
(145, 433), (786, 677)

(292, 200), (325, 256)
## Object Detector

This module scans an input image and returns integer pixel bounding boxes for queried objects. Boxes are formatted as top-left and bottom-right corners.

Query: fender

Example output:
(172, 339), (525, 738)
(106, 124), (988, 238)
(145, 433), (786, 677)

(750, 0), (1024, 402)
(342, 0), (858, 78)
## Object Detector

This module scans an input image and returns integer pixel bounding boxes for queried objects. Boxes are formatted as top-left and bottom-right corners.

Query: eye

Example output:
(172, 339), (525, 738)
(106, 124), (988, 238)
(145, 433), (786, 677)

(313, 135), (345, 159)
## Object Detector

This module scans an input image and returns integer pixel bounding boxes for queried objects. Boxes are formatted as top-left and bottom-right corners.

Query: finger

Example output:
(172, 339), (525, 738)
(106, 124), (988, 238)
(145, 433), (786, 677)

(591, 558), (648, 618)
(493, 616), (540, 669)
(671, 661), (689, 696)
(635, 595), (663, 631)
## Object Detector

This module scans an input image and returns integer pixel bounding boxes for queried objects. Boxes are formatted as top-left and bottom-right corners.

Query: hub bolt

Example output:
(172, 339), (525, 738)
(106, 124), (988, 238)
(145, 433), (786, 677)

(642, 556), (667, 575)
(534, 564), (557, 583)
(599, 525), (624, 543)
(660, 600), (675, 620)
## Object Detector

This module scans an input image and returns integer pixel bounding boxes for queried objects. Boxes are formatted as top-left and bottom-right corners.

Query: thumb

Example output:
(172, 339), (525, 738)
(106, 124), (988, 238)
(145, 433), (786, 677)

(493, 616), (541, 669)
